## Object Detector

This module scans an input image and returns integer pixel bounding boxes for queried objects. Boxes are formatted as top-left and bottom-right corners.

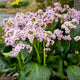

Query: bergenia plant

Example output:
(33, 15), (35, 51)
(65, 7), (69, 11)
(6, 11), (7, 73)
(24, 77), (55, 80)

(1, 2), (80, 80)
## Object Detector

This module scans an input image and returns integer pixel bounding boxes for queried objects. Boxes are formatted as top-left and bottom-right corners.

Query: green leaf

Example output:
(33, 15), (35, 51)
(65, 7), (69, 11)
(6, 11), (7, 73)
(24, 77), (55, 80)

(54, 59), (65, 79)
(47, 55), (58, 63)
(67, 54), (78, 64)
(21, 48), (32, 63)
(58, 45), (64, 52)
(0, 58), (6, 70)
(47, 56), (65, 79)
(22, 0), (30, 6)
(0, 67), (16, 73)
(12, 4), (20, 8)
(57, 59), (63, 74)
(67, 65), (80, 80)
(0, 4), (6, 8)
(2, 51), (12, 58)
(46, 55), (62, 69)
(52, 70), (66, 79)
(19, 71), (25, 80)
(60, 40), (69, 54)
(0, 43), (5, 53)
(0, 58), (16, 76)
(25, 62), (51, 80)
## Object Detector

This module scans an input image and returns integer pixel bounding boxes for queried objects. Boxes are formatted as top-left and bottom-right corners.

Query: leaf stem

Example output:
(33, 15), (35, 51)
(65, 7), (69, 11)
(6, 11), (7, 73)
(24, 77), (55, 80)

(17, 53), (22, 70)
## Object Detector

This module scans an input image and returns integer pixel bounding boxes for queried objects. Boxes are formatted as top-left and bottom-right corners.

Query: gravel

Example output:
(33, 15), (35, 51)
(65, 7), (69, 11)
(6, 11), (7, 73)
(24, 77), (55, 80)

(0, 13), (15, 27)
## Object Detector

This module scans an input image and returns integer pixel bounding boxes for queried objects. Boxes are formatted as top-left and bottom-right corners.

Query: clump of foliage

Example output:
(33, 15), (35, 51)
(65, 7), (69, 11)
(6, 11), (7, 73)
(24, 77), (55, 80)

(0, 4), (6, 8)
(12, 4), (20, 8)
(22, 0), (30, 6)
(1, 2), (80, 80)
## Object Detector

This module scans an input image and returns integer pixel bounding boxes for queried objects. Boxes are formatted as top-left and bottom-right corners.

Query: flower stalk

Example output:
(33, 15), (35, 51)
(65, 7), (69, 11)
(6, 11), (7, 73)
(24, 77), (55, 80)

(43, 41), (46, 66)
(33, 43), (41, 64)
(17, 54), (22, 70)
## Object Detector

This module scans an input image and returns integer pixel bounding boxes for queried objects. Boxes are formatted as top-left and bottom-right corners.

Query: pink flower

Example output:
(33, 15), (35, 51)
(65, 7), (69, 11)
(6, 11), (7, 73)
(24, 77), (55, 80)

(63, 35), (71, 41)
(72, 19), (79, 25)
(43, 48), (51, 51)
(51, 34), (56, 39)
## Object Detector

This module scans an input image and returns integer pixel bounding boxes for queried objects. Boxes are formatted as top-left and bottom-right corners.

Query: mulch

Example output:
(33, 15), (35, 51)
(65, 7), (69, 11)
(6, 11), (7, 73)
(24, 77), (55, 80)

(0, 73), (18, 80)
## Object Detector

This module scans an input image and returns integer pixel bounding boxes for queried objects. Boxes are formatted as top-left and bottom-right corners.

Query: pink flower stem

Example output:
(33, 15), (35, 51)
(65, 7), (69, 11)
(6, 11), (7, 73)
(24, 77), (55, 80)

(43, 41), (46, 66)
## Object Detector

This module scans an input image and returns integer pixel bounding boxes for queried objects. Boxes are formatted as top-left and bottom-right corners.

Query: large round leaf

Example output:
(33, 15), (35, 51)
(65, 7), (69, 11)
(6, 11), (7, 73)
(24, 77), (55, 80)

(25, 62), (51, 80)
(67, 65), (80, 80)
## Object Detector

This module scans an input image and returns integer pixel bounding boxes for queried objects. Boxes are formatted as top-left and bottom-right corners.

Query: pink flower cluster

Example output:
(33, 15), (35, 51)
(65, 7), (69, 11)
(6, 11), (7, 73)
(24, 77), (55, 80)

(74, 36), (80, 41)
(10, 42), (32, 57)
(54, 3), (69, 13)
(61, 21), (77, 33)
(52, 29), (71, 41)
(3, 3), (79, 57)
(68, 8), (80, 21)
